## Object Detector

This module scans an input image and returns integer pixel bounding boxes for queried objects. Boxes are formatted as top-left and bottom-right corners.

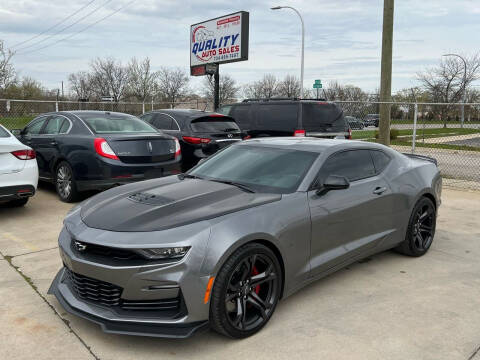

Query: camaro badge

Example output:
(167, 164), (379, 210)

(74, 241), (87, 252)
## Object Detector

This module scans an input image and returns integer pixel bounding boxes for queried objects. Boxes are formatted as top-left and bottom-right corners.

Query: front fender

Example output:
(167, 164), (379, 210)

(199, 192), (311, 298)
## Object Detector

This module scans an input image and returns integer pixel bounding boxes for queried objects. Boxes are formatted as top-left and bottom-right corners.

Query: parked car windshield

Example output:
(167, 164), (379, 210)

(189, 144), (318, 193)
(190, 117), (240, 132)
(79, 113), (158, 134)
(0, 125), (10, 137)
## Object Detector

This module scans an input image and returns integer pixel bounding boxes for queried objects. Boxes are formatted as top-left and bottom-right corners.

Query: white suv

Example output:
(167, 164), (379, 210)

(0, 124), (39, 206)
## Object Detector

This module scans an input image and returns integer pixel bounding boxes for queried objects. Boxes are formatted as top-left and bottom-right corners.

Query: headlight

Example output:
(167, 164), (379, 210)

(135, 246), (191, 260)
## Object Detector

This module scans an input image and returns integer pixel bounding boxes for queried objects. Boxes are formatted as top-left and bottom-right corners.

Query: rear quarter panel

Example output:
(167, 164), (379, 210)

(384, 153), (441, 245)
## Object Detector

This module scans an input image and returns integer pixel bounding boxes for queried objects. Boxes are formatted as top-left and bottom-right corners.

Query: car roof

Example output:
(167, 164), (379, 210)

(238, 137), (390, 153)
(147, 109), (233, 121)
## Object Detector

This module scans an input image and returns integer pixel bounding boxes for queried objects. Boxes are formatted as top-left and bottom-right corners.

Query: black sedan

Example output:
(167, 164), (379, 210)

(140, 109), (243, 171)
(13, 111), (181, 202)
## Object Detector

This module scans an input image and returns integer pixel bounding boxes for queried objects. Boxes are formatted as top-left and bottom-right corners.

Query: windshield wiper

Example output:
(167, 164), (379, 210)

(209, 179), (256, 193)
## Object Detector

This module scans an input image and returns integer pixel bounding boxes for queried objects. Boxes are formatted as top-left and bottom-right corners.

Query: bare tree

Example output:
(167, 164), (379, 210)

(68, 71), (93, 100)
(202, 73), (239, 105)
(277, 74), (300, 98)
(324, 81), (368, 101)
(155, 67), (189, 106)
(126, 57), (157, 102)
(90, 57), (128, 101)
(243, 82), (263, 99)
(417, 54), (480, 126)
(0, 40), (16, 91)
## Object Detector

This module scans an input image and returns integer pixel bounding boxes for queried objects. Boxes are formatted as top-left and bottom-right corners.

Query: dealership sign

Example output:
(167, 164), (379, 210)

(190, 11), (249, 71)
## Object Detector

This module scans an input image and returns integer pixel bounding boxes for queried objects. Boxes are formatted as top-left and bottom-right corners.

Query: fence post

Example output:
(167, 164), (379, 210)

(55, 101), (59, 112)
(412, 103), (418, 153)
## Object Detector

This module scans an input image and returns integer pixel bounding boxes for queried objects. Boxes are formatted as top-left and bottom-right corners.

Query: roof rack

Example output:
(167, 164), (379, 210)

(241, 98), (327, 103)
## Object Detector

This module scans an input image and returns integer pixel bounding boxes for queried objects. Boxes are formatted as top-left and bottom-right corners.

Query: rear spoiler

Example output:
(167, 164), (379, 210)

(402, 153), (438, 166)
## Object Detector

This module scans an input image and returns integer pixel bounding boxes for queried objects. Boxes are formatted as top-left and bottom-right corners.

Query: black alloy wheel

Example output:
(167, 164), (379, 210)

(396, 197), (436, 257)
(210, 243), (282, 338)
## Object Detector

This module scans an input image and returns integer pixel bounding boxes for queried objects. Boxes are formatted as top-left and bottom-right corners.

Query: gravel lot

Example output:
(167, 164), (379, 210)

(1, 184), (479, 360)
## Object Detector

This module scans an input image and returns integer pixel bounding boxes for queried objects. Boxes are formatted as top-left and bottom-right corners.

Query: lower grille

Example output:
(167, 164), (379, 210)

(65, 267), (122, 306)
(64, 268), (181, 311)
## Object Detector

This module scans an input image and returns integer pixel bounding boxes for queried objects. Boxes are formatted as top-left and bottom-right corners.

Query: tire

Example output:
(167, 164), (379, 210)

(7, 198), (29, 207)
(210, 243), (282, 339)
(395, 197), (436, 257)
(55, 161), (79, 203)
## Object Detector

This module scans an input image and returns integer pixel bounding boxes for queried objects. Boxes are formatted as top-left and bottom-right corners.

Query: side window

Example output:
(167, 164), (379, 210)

(24, 117), (47, 135)
(59, 119), (70, 134)
(140, 113), (154, 123)
(43, 116), (67, 134)
(370, 150), (391, 173)
(153, 114), (174, 130)
(320, 150), (376, 182)
(230, 105), (252, 129)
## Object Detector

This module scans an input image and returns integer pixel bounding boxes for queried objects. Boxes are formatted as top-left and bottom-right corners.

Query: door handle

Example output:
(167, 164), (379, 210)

(50, 141), (57, 146)
(373, 187), (387, 195)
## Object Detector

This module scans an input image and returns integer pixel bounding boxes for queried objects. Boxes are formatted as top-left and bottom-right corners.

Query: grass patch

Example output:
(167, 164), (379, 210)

(391, 140), (480, 152)
(353, 127), (480, 140)
(0, 116), (35, 130)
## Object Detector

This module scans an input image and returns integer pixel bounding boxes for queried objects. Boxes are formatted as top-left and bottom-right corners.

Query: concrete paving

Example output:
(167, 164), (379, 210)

(0, 185), (479, 360)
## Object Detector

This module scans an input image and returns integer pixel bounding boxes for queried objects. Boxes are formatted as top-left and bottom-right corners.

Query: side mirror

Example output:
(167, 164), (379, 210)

(316, 175), (350, 196)
(10, 129), (22, 136)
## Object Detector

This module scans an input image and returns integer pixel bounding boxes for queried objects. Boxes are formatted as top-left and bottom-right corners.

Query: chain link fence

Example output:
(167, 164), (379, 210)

(336, 101), (480, 190)
(1, 98), (479, 190)
(0, 98), (212, 130)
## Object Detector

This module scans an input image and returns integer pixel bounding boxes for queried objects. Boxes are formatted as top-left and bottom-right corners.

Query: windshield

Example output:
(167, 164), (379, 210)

(189, 145), (318, 193)
(79, 113), (158, 134)
(190, 118), (240, 133)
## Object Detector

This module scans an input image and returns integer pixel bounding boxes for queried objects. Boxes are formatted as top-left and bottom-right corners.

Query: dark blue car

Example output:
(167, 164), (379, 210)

(14, 111), (181, 202)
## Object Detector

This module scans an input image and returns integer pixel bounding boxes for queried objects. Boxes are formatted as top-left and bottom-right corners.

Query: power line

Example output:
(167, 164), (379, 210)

(17, 0), (138, 56)
(11, 0), (98, 49)
(15, 0), (113, 53)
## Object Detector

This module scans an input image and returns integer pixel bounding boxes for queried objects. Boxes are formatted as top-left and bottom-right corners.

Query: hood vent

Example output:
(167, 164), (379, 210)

(128, 192), (175, 206)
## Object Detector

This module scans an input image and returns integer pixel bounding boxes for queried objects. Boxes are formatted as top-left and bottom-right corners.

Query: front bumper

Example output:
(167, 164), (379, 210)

(47, 222), (213, 338)
(48, 269), (208, 338)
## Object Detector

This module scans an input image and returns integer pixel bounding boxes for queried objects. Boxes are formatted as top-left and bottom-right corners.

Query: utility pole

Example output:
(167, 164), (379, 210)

(213, 66), (220, 111)
(379, 0), (394, 146)
(61, 81), (64, 98)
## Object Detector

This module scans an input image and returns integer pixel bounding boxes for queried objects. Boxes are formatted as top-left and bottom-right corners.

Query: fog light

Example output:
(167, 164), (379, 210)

(136, 247), (190, 260)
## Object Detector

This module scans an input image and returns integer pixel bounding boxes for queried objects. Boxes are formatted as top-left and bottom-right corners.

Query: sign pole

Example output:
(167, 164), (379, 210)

(214, 65), (220, 110)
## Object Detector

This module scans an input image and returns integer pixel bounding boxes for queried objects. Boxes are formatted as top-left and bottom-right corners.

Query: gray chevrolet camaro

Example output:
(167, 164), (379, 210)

(49, 137), (442, 339)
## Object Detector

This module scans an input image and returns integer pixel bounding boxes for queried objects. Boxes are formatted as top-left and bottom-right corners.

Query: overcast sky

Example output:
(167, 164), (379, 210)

(1, 0), (479, 95)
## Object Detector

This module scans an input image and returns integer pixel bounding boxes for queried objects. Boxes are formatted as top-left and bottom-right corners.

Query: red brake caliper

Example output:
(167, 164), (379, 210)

(251, 266), (261, 294)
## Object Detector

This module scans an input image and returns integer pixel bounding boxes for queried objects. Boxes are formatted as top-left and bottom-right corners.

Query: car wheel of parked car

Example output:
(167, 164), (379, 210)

(396, 197), (436, 257)
(56, 161), (78, 203)
(7, 198), (29, 207)
(210, 243), (282, 338)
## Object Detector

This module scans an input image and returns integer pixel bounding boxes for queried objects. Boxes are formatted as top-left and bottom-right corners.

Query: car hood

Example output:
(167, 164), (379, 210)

(80, 176), (281, 232)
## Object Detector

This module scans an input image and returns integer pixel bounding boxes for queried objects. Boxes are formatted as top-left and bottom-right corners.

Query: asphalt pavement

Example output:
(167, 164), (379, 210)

(1, 185), (480, 359)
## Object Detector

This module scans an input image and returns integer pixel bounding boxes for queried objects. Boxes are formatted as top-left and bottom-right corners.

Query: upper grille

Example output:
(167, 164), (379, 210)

(64, 268), (181, 312)
(71, 239), (144, 261)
